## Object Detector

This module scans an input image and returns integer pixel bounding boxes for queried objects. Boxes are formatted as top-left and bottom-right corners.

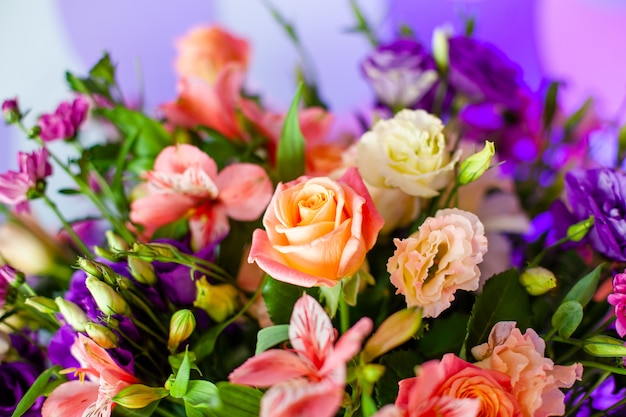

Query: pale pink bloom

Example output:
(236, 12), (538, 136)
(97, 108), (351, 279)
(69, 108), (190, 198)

(161, 65), (247, 140)
(0, 148), (52, 212)
(229, 294), (373, 417)
(130, 144), (272, 249)
(471, 322), (583, 417)
(38, 96), (89, 142)
(248, 167), (384, 288)
(387, 208), (488, 318)
(608, 270), (626, 337)
(175, 25), (250, 85)
(387, 353), (518, 417)
(42, 334), (139, 417)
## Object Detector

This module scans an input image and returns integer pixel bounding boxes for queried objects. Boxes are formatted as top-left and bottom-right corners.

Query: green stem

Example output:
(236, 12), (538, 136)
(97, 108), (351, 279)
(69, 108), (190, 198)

(349, 0), (378, 46)
(153, 407), (181, 417)
(580, 361), (626, 376)
(42, 194), (92, 257)
(565, 371), (610, 416)
(339, 295), (350, 334)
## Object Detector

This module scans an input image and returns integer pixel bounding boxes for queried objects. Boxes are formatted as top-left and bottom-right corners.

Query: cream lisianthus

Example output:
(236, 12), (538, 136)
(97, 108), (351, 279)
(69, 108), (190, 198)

(356, 109), (460, 197)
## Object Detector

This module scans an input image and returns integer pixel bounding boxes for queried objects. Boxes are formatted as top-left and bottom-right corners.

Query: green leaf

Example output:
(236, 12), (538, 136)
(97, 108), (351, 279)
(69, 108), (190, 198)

(66, 72), (113, 101)
(12, 366), (62, 417)
(375, 351), (424, 406)
(111, 401), (160, 417)
(276, 84), (305, 182)
(583, 335), (626, 357)
(342, 273), (361, 307)
(198, 129), (246, 170)
(551, 300), (583, 338)
(95, 106), (171, 158)
(262, 277), (303, 325)
(320, 283), (341, 318)
(89, 52), (116, 85)
(212, 382), (262, 417)
(57, 188), (82, 195)
(256, 324), (290, 354)
(170, 348), (191, 398)
(564, 97), (593, 137)
(542, 81), (560, 129)
(561, 264), (604, 308)
(183, 380), (221, 417)
(463, 269), (530, 358)
(419, 313), (469, 359)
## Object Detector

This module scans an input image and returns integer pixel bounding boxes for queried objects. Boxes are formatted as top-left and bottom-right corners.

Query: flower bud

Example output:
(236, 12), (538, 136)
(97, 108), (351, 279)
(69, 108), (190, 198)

(113, 384), (169, 409)
(519, 267), (557, 296)
(194, 277), (239, 322)
(432, 26), (450, 74)
(168, 309), (196, 351)
(458, 141), (495, 185)
(55, 297), (88, 331)
(2, 98), (21, 124)
(106, 230), (130, 253)
(84, 322), (118, 349)
(85, 276), (130, 316)
(131, 242), (178, 260)
(25, 296), (59, 314)
(358, 364), (386, 384)
(128, 256), (157, 286)
(362, 307), (422, 362)
(566, 215), (594, 242)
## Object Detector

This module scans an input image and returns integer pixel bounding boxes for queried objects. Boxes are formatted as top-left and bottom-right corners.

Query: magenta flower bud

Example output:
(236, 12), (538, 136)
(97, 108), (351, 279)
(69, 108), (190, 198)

(0, 148), (52, 212)
(1, 98), (21, 124)
(37, 96), (89, 142)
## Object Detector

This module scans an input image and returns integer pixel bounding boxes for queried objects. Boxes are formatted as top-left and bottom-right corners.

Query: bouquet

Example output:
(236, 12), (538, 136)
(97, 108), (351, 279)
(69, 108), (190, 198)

(2, 3), (626, 416)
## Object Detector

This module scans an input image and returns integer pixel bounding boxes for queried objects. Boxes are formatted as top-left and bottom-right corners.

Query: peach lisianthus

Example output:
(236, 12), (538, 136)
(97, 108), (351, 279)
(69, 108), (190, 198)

(387, 208), (488, 318)
(248, 167), (384, 288)
(130, 144), (273, 250)
(471, 322), (583, 417)
(174, 25), (250, 85)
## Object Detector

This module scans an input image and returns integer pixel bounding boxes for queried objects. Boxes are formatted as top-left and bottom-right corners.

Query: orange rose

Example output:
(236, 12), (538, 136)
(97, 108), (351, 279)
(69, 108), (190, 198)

(174, 25), (250, 84)
(248, 168), (384, 287)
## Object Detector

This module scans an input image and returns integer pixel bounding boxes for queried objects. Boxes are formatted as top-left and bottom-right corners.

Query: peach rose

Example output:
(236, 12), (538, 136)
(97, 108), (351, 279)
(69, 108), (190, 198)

(248, 167), (384, 287)
(174, 25), (250, 84)
(387, 208), (487, 318)
(388, 353), (519, 417)
(471, 322), (583, 417)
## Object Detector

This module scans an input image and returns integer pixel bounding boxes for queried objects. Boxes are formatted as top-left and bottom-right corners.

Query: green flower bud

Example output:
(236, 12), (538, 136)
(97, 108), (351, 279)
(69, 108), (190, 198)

(84, 322), (119, 349)
(432, 27), (450, 74)
(358, 364), (386, 384)
(93, 246), (116, 261)
(105, 230), (129, 253)
(519, 267), (557, 296)
(566, 215), (594, 242)
(113, 384), (169, 409)
(55, 297), (88, 331)
(24, 296), (59, 314)
(194, 277), (239, 322)
(131, 242), (177, 260)
(168, 309), (196, 351)
(458, 141), (496, 185)
(362, 308), (422, 363)
(128, 256), (157, 286)
(85, 276), (130, 316)
(583, 335), (626, 357)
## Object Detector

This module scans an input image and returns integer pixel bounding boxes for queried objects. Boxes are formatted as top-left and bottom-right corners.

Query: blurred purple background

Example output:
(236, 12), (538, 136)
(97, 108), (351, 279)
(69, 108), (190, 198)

(2, 0), (626, 170)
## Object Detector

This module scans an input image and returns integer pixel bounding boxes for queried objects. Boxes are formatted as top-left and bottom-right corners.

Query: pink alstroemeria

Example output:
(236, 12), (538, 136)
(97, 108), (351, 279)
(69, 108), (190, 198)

(130, 144), (273, 249)
(608, 270), (626, 337)
(160, 65), (247, 140)
(42, 334), (139, 417)
(38, 96), (89, 142)
(229, 294), (373, 417)
(0, 148), (52, 212)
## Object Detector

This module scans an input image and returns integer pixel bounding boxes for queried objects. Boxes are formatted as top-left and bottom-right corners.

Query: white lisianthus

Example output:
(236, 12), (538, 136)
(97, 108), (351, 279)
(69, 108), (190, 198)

(356, 109), (460, 197)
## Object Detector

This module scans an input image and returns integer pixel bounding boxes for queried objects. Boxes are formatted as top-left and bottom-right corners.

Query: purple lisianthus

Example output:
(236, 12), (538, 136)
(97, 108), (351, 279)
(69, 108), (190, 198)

(448, 35), (524, 110)
(563, 168), (626, 262)
(38, 96), (89, 142)
(0, 148), (52, 212)
(361, 38), (438, 109)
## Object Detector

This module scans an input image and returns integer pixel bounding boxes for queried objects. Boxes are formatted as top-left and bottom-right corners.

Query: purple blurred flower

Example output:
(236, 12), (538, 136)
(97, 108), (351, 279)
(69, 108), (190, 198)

(0, 148), (52, 212)
(448, 35), (524, 110)
(608, 270), (626, 337)
(564, 168), (626, 262)
(1, 97), (21, 124)
(37, 96), (89, 142)
(0, 265), (18, 309)
(48, 325), (81, 370)
(361, 39), (438, 108)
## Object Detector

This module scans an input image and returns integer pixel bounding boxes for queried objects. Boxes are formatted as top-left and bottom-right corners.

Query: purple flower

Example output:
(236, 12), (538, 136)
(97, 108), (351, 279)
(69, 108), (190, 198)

(0, 265), (19, 309)
(1, 334), (45, 416)
(37, 96), (89, 142)
(361, 39), (438, 108)
(448, 35), (524, 110)
(0, 148), (52, 212)
(608, 271), (626, 337)
(1, 97), (21, 124)
(564, 168), (626, 262)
